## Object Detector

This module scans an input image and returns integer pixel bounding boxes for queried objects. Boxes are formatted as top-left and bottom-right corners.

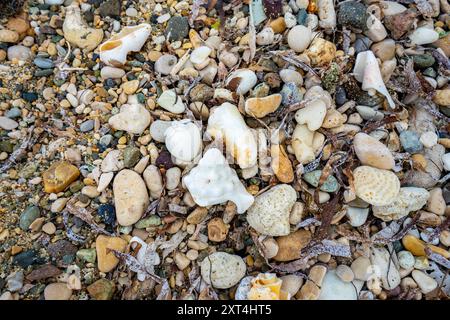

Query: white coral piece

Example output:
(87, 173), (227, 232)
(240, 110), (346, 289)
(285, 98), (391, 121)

(182, 148), (254, 213)
(99, 23), (151, 67)
(164, 120), (202, 162)
(207, 102), (257, 169)
(353, 50), (395, 109)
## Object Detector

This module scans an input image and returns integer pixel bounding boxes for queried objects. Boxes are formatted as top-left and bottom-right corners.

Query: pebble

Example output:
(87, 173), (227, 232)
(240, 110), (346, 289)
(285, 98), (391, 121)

(443, 154), (450, 171)
(143, 165), (164, 199)
(154, 55), (177, 75)
(44, 283), (72, 300)
(108, 102), (152, 134)
(318, 270), (358, 300)
(0, 116), (19, 130)
(0, 29), (19, 43)
(122, 80), (139, 95)
(246, 184), (297, 236)
(420, 131), (438, 148)
(123, 146), (141, 168)
(370, 247), (401, 290)
(101, 66), (125, 79)
(42, 222), (56, 235)
(400, 130), (423, 153)
(281, 275), (303, 296)
(87, 279), (115, 300)
(353, 132), (395, 169)
(76, 248), (97, 263)
(351, 256), (371, 281)
(200, 252), (246, 289)
(165, 167), (181, 190)
(426, 188), (445, 215)
(336, 265), (354, 283)
(43, 161), (80, 193)
(125, 7), (138, 17)
(303, 170), (339, 193)
(19, 206), (40, 230)
(165, 16), (189, 42)
(226, 69), (257, 95)
(157, 90), (185, 114)
(51, 198), (69, 213)
(7, 271), (24, 292)
(346, 206), (369, 227)
(294, 99), (327, 131)
(337, 1), (367, 29)
(113, 169), (149, 226)
(409, 27), (440, 46)
(245, 94), (282, 118)
(398, 251), (415, 269)
(79, 120), (94, 132)
(287, 25), (312, 52)
(273, 229), (311, 261)
(96, 235), (128, 273)
(412, 270), (438, 294)
(98, 204), (116, 226)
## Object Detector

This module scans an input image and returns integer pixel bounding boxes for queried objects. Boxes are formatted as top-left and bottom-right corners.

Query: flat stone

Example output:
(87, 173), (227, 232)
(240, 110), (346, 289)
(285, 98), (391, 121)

(42, 161), (80, 193)
(44, 283), (72, 300)
(87, 278), (115, 300)
(26, 264), (61, 282)
(0, 116), (19, 130)
(273, 229), (311, 261)
(96, 235), (128, 273)
(165, 16), (189, 42)
(19, 206), (40, 230)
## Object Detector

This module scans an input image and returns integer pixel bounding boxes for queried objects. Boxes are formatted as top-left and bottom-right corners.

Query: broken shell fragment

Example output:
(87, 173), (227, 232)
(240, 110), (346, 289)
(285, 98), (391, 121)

(353, 50), (395, 109)
(207, 102), (257, 169)
(294, 99), (327, 131)
(353, 166), (400, 206)
(182, 148), (254, 213)
(63, 3), (103, 52)
(245, 94), (282, 118)
(247, 273), (290, 300)
(164, 120), (202, 162)
(99, 24), (151, 67)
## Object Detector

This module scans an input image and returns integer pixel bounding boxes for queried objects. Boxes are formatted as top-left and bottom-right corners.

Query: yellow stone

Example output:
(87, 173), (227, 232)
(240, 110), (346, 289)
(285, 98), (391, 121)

(269, 17), (286, 34)
(271, 144), (294, 183)
(244, 94), (282, 118)
(433, 89), (450, 106)
(148, 50), (162, 62)
(43, 161), (80, 193)
(273, 230), (311, 262)
(306, 38), (336, 66)
(438, 138), (450, 148)
(402, 234), (450, 259)
(96, 235), (128, 273)
(189, 29), (204, 48)
(122, 80), (139, 95)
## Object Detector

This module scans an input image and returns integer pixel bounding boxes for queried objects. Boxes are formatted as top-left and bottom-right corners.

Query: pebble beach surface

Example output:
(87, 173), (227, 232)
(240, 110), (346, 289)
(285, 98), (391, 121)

(0, 0), (450, 301)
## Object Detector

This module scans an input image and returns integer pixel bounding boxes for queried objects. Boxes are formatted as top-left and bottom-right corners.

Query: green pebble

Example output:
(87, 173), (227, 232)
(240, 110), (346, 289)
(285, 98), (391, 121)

(135, 215), (162, 229)
(69, 181), (84, 193)
(19, 206), (41, 230)
(76, 248), (97, 263)
(0, 140), (14, 153)
(303, 170), (340, 193)
(123, 146), (141, 168)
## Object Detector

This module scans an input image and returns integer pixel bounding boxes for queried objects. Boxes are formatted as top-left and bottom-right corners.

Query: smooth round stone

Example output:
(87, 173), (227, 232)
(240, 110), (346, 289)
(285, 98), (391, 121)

(346, 206), (369, 227)
(44, 283), (72, 300)
(96, 235), (128, 273)
(400, 130), (423, 153)
(303, 170), (339, 193)
(123, 146), (141, 168)
(280, 82), (303, 106)
(33, 57), (54, 69)
(99, 134), (113, 147)
(353, 132), (394, 169)
(371, 39), (395, 62)
(412, 270), (438, 294)
(165, 167), (181, 190)
(336, 265), (355, 283)
(101, 66), (125, 79)
(319, 270), (358, 300)
(0, 116), (19, 130)
(398, 250), (415, 269)
(419, 131), (438, 148)
(279, 69), (303, 85)
(354, 37), (371, 55)
(200, 252), (246, 289)
(79, 120), (94, 132)
(125, 7), (138, 16)
(20, 206), (40, 230)
(355, 105), (383, 121)
(150, 120), (172, 142)
(413, 54), (435, 69)
(287, 25), (312, 52)
(409, 27), (439, 46)
(113, 169), (149, 226)
(5, 107), (21, 119)
(7, 45), (32, 61)
(296, 9), (308, 25)
(281, 275), (303, 296)
(135, 215), (161, 228)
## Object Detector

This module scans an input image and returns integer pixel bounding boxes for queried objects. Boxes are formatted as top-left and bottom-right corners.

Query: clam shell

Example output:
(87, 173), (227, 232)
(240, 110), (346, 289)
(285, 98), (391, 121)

(353, 166), (400, 206)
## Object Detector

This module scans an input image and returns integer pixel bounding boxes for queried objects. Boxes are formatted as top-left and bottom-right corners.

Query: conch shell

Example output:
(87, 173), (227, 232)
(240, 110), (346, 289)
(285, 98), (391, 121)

(353, 50), (395, 109)
(207, 102), (257, 169)
(63, 2), (103, 52)
(164, 120), (202, 162)
(99, 24), (151, 67)
(182, 148), (254, 213)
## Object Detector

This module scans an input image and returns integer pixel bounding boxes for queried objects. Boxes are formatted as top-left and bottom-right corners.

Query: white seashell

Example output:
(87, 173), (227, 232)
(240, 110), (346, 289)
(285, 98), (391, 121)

(63, 3), (103, 52)
(353, 166), (400, 206)
(318, 0), (336, 29)
(226, 69), (257, 95)
(409, 27), (440, 46)
(99, 23), (151, 67)
(130, 237), (160, 281)
(372, 187), (429, 221)
(294, 99), (327, 131)
(154, 54), (177, 75)
(190, 46), (211, 64)
(164, 120), (202, 162)
(353, 50), (395, 109)
(182, 148), (254, 213)
(200, 252), (246, 289)
(207, 102), (258, 169)
(256, 27), (275, 46)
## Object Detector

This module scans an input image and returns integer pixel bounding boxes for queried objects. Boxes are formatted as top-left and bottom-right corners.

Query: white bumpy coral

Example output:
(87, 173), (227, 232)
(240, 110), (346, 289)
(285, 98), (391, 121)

(183, 148), (254, 213)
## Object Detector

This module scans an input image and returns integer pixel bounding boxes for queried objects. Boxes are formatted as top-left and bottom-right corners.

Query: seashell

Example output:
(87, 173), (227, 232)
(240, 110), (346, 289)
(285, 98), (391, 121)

(409, 27), (440, 46)
(294, 98), (327, 131)
(372, 187), (429, 221)
(247, 273), (290, 300)
(190, 46), (211, 65)
(353, 132), (395, 170)
(130, 236), (160, 281)
(164, 120), (202, 162)
(353, 166), (400, 206)
(99, 23), (151, 67)
(226, 69), (258, 95)
(246, 184), (297, 236)
(353, 51), (395, 109)
(154, 54), (177, 75)
(200, 252), (246, 289)
(63, 3), (103, 52)
(207, 102), (257, 169)
(245, 94), (282, 118)
(182, 148), (254, 213)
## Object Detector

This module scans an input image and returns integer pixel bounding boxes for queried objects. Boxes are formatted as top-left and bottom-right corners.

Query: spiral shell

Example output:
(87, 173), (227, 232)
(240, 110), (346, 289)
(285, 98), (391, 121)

(353, 166), (400, 206)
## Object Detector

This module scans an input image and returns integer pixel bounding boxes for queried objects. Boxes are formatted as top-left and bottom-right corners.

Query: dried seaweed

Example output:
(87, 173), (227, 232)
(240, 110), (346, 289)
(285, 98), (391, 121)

(248, 1), (257, 62)
(111, 249), (163, 284)
(156, 280), (172, 300)
(414, 0), (434, 17)
(362, 115), (399, 134)
(428, 217), (450, 243)
(425, 248), (450, 269)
